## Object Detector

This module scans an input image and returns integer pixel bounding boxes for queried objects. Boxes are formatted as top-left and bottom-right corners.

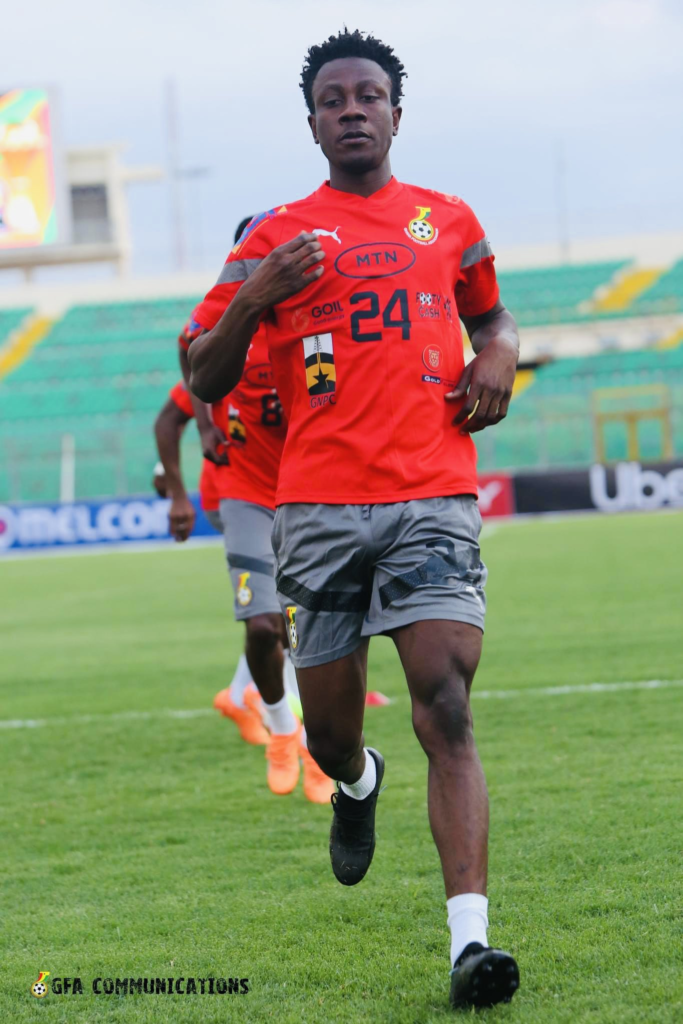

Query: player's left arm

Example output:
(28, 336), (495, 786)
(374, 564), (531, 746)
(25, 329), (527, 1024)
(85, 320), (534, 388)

(446, 205), (520, 434)
(447, 301), (520, 434)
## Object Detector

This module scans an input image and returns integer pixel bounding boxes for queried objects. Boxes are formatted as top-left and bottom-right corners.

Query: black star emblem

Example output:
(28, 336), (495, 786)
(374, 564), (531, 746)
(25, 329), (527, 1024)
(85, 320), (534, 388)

(314, 368), (329, 387)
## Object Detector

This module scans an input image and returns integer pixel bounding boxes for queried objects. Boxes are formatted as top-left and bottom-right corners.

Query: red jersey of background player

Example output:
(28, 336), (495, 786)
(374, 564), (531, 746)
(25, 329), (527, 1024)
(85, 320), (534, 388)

(193, 178), (499, 506)
(179, 315), (286, 510)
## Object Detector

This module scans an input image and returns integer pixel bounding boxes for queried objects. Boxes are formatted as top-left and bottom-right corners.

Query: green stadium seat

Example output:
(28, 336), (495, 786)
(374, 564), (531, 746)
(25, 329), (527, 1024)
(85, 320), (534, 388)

(629, 259), (683, 316)
(0, 307), (33, 344)
(497, 262), (628, 327)
(2, 295), (682, 501)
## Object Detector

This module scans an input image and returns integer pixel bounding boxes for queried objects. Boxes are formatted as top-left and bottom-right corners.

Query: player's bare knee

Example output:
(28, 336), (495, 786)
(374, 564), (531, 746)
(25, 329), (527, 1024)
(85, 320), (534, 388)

(245, 614), (282, 655)
(306, 729), (362, 778)
(412, 678), (474, 755)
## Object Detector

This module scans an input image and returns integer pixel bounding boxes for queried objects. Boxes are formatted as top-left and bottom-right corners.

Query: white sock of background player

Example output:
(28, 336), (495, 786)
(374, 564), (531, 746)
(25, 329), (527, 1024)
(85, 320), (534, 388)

(282, 649), (300, 701)
(227, 654), (252, 708)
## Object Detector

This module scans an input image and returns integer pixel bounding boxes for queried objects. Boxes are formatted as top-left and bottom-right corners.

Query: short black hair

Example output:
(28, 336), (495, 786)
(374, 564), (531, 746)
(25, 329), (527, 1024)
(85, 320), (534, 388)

(234, 216), (254, 245)
(300, 28), (406, 114)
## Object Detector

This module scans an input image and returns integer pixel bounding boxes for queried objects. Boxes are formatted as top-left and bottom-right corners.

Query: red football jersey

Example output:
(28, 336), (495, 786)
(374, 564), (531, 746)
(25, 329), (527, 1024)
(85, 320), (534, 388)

(207, 325), (286, 510)
(168, 380), (221, 512)
(193, 178), (499, 505)
(179, 313), (286, 511)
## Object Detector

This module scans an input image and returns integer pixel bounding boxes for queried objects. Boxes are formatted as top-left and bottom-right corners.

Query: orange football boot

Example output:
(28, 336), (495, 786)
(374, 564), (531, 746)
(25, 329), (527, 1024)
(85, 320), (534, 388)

(301, 745), (336, 804)
(213, 687), (269, 746)
(266, 723), (302, 795)
(243, 683), (265, 720)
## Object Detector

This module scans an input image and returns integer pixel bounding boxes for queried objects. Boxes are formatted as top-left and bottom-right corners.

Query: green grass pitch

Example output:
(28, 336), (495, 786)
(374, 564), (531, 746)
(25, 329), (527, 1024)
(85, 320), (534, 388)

(1, 511), (682, 1023)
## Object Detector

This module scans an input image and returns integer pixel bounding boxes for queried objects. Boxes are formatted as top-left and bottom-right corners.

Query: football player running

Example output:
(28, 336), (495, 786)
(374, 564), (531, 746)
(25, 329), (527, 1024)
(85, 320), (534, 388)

(189, 33), (520, 1009)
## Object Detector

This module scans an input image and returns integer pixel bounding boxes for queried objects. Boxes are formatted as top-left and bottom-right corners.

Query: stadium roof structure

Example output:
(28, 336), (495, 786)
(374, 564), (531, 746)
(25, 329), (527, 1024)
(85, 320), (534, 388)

(0, 143), (163, 281)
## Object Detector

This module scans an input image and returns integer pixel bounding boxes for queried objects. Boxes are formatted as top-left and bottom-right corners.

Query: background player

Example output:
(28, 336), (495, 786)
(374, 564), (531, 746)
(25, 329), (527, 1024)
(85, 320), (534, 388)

(188, 31), (521, 1009)
(154, 371), (331, 803)
(153, 378), (268, 744)
(173, 218), (334, 804)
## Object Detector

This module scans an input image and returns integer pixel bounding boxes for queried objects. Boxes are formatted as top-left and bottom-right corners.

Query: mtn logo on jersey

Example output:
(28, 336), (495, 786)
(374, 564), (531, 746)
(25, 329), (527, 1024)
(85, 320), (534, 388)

(406, 206), (438, 245)
(232, 207), (287, 255)
(236, 572), (253, 606)
(303, 333), (336, 396)
(286, 606), (298, 649)
(335, 243), (415, 279)
(228, 404), (247, 444)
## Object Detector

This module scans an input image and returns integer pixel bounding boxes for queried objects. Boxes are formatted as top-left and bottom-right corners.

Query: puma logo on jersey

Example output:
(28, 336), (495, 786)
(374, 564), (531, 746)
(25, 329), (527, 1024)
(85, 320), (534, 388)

(312, 226), (342, 244)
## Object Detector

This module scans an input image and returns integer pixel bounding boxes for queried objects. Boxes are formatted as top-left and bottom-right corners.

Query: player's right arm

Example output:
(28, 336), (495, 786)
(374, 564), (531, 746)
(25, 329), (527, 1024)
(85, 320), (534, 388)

(189, 232), (325, 403)
(154, 396), (196, 542)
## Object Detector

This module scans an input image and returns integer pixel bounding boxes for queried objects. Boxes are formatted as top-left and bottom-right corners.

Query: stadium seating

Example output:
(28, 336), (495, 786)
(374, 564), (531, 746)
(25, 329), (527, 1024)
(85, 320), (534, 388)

(496, 261), (628, 326)
(627, 258), (683, 316)
(1, 288), (683, 503)
(476, 347), (683, 471)
(0, 307), (32, 344)
(0, 298), (203, 502)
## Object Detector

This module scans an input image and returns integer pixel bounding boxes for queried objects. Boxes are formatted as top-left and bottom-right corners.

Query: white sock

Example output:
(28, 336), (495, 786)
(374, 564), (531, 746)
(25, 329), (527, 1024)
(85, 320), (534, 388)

(282, 650), (300, 700)
(340, 749), (377, 800)
(447, 893), (488, 967)
(228, 654), (252, 708)
(263, 693), (298, 735)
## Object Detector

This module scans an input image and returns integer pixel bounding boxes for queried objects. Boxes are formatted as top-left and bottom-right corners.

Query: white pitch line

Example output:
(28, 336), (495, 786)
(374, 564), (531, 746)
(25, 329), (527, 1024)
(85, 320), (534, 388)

(473, 679), (683, 700)
(1, 680), (681, 730)
(0, 708), (215, 730)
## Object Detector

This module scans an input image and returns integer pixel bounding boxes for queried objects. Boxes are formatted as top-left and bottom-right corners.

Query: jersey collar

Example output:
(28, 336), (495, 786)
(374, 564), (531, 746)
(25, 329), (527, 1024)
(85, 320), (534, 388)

(314, 176), (404, 206)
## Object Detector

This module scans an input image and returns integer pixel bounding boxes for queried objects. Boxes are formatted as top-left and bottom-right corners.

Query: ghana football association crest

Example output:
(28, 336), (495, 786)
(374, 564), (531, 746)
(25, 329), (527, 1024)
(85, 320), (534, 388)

(31, 972), (50, 998)
(236, 572), (253, 606)
(405, 206), (438, 245)
(286, 606), (298, 650)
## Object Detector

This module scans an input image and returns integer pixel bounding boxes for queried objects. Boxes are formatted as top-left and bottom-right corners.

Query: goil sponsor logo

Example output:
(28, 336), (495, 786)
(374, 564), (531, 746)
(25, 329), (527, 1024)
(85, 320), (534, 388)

(312, 301), (344, 319)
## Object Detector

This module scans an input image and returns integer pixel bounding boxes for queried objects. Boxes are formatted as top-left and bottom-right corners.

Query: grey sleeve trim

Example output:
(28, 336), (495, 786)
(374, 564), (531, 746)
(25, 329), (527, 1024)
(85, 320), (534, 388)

(216, 258), (263, 285)
(460, 237), (493, 269)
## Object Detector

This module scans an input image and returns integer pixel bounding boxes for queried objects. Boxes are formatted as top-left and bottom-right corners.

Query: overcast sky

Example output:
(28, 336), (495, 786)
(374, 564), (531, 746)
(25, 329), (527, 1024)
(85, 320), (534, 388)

(6, 0), (683, 276)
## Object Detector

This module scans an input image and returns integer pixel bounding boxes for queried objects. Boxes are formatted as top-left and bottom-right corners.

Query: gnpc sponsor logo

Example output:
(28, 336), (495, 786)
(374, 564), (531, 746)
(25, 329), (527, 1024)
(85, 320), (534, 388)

(0, 499), (172, 551)
(590, 461), (683, 512)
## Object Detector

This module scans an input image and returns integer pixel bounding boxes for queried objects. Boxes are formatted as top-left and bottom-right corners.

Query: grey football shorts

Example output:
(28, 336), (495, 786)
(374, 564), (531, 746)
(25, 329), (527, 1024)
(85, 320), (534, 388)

(214, 499), (280, 621)
(272, 495), (487, 668)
